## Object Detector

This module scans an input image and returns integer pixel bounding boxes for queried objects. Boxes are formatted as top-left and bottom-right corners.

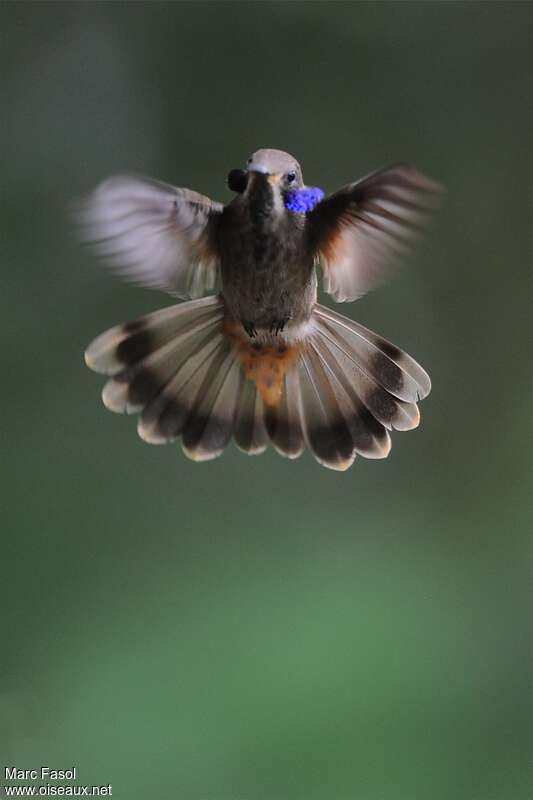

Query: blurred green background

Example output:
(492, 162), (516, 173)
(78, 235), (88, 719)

(2, 2), (533, 799)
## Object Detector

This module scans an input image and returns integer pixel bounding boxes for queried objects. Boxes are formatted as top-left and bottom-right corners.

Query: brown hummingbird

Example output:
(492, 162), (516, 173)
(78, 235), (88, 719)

(79, 148), (440, 470)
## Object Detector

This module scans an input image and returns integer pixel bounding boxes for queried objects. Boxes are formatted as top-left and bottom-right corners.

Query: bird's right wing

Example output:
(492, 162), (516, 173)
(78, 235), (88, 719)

(306, 164), (442, 303)
(76, 175), (223, 299)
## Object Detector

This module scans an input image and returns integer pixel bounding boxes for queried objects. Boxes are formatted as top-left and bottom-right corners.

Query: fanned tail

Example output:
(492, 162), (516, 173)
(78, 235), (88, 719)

(85, 299), (430, 469)
(297, 304), (429, 469)
(86, 296), (237, 461)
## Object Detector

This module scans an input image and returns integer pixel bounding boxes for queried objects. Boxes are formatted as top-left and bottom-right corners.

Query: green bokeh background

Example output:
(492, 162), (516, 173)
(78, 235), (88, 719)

(2, 2), (532, 798)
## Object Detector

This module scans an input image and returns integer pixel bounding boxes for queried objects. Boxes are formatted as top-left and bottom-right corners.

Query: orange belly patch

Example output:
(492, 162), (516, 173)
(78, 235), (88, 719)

(223, 320), (301, 407)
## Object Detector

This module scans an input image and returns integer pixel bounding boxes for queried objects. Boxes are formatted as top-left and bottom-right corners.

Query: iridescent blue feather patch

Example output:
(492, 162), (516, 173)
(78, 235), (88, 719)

(284, 187), (325, 214)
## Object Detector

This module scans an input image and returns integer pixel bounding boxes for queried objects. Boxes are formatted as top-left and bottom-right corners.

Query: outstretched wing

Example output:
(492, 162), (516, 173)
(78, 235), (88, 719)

(306, 164), (442, 303)
(76, 175), (223, 299)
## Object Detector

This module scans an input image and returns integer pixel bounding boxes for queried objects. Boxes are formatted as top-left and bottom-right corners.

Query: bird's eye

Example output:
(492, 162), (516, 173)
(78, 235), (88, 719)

(286, 171), (296, 183)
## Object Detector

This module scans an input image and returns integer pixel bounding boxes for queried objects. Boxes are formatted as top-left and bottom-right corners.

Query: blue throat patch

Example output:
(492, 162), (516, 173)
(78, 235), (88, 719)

(284, 186), (325, 214)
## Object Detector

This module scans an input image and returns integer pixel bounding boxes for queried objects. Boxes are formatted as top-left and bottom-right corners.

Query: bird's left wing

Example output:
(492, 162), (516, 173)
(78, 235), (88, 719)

(76, 175), (223, 299)
(306, 164), (441, 302)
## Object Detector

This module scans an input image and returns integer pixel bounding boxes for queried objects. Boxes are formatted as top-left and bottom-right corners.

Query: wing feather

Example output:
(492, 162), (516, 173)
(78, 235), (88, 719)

(307, 164), (442, 302)
(76, 174), (223, 299)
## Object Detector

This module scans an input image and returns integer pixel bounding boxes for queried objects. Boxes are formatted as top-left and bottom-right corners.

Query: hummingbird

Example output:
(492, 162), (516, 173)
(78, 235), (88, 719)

(79, 148), (440, 471)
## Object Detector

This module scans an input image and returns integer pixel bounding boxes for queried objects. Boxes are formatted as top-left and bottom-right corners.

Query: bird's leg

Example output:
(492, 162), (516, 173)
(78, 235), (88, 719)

(269, 318), (289, 335)
(243, 321), (257, 338)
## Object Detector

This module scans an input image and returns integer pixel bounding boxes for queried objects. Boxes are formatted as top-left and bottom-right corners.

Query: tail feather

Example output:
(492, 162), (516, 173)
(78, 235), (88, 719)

(85, 295), (223, 375)
(85, 297), (431, 470)
(101, 318), (220, 415)
(234, 380), (269, 456)
(181, 348), (242, 461)
(265, 368), (305, 460)
(138, 333), (224, 445)
(309, 337), (392, 461)
(298, 346), (357, 471)
(314, 305), (431, 403)
(311, 324), (420, 433)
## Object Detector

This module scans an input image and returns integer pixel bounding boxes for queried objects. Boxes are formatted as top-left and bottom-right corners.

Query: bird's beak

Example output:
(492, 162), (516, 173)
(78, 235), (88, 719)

(247, 167), (282, 186)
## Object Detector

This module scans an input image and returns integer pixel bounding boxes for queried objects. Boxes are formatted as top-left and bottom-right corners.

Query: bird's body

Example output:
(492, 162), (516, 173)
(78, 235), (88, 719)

(219, 175), (314, 336)
(79, 148), (440, 470)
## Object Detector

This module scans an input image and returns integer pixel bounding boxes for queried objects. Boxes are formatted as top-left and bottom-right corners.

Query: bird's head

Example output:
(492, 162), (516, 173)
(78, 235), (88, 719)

(227, 149), (304, 216)
(246, 148), (304, 191)
(227, 149), (324, 216)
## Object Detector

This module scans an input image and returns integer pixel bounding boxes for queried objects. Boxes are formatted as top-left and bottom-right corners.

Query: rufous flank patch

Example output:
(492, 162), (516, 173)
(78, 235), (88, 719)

(223, 320), (301, 407)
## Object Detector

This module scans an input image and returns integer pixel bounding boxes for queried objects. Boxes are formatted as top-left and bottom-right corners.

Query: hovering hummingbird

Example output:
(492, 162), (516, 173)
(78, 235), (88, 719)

(79, 148), (440, 471)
